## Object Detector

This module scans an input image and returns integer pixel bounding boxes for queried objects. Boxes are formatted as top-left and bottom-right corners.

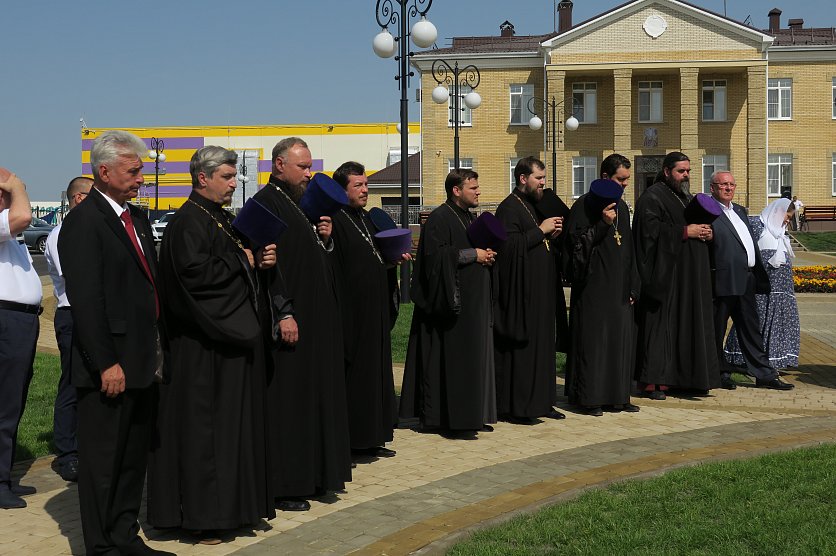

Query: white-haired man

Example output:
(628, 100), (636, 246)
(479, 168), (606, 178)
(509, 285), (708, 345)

(59, 130), (173, 555)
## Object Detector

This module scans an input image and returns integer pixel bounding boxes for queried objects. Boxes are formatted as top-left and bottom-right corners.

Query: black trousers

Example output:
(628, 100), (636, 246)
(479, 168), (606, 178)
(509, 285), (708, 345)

(713, 271), (776, 381)
(0, 308), (38, 487)
(53, 308), (77, 463)
(77, 386), (154, 556)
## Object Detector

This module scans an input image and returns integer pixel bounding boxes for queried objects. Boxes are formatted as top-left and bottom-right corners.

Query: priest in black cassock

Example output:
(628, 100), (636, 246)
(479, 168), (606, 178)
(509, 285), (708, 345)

(253, 138), (352, 512)
(563, 155), (640, 417)
(147, 146), (275, 539)
(494, 157), (566, 423)
(400, 169), (497, 434)
(331, 161), (401, 459)
(632, 152), (720, 399)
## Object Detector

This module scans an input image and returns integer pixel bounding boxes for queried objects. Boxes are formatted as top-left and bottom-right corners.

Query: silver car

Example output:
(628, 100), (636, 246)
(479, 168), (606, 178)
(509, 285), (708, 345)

(151, 212), (176, 244)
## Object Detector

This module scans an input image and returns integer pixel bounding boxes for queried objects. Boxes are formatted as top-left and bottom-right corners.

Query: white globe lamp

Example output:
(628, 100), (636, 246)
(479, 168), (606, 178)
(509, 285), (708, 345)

(373, 29), (397, 58)
(463, 91), (482, 109)
(411, 17), (437, 48)
(431, 85), (449, 104)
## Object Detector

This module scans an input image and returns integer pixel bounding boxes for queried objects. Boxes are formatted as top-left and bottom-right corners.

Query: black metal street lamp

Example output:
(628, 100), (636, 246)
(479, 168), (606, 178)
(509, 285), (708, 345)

(238, 154), (250, 209)
(373, 0), (437, 303)
(527, 96), (580, 190)
(430, 60), (482, 170)
(148, 137), (166, 214)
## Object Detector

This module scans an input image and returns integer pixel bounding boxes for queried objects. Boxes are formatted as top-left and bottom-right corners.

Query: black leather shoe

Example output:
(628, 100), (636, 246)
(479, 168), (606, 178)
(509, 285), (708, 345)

(646, 390), (666, 400)
(585, 406), (603, 417)
(12, 484), (36, 495)
(0, 486), (26, 509)
(480, 424), (494, 432)
(720, 377), (737, 390)
(373, 447), (397, 457)
(276, 498), (311, 511)
(58, 459), (79, 482)
(756, 377), (794, 390)
(123, 541), (176, 556)
(618, 403), (640, 412)
(546, 409), (566, 420)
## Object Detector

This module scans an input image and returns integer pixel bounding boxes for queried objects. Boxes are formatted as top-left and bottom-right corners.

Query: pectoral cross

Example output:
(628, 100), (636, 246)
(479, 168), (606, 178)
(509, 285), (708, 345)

(544, 238), (550, 251)
(614, 229), (622, 246)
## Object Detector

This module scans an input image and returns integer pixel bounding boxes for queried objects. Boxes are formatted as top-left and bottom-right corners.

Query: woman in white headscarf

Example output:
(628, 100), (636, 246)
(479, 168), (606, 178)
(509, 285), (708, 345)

(725, 198), (799, 370)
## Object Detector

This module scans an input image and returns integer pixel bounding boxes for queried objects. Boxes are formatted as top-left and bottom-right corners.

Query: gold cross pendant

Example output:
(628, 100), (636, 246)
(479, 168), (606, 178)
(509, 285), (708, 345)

(544, 238), (550, 251)
(614, 229), (622, 246)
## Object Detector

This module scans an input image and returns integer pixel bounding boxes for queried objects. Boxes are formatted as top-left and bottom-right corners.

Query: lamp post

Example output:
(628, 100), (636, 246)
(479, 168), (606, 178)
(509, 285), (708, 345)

(527, 96), (580, 190)
(430, 60), (482, 170)
(238, 154), (250, 209)
(373, 0), (437, 303)
(148, 137), (166, 215)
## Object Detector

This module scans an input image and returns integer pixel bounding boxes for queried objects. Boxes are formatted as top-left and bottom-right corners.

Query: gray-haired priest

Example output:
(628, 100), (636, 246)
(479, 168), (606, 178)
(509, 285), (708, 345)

(146, 146), (276, 544)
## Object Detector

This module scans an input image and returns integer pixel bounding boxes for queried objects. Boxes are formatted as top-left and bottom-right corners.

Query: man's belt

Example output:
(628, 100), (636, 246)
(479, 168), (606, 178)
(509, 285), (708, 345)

(0, 300), (43, 315)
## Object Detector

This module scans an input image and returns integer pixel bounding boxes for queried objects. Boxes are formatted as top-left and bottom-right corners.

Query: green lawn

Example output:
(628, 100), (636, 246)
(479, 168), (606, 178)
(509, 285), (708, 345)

(16, 353), (61, 462)
(793, 231), (836, 252)
(449, 443), (836, 555)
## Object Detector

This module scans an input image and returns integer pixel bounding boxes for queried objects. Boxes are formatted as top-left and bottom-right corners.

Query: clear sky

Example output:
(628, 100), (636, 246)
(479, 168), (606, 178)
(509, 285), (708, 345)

(0, 0), (829, 200)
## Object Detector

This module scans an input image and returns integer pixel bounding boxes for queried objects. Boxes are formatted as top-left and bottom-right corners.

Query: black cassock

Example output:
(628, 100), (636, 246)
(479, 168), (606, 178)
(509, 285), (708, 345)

(563, 194), (639, 407)
(632, 182), (720, 390)
(253, 176), (352, 497)
(331, 208), (397, 450)
(147, 192), (274, 530)
(494, 190), (560, 419)
(400, 200), (495, 431)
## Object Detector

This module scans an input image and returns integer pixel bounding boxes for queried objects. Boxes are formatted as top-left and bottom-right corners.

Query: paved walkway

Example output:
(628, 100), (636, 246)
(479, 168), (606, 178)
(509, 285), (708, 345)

(5, 269), (836, 555)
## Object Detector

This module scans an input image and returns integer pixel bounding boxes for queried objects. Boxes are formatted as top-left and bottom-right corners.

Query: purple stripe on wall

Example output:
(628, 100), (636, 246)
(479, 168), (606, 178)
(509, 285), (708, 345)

(257, 159), (324, 172)
(81, 137), (205, 151)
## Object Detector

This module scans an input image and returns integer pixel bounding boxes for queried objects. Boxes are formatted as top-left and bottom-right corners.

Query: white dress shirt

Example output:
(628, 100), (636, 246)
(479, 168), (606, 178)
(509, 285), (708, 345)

(719, 201), (756, 268)
(0, 209), (43, 305)
(97, 189), (145, 255)
(44, 223), (69, 307)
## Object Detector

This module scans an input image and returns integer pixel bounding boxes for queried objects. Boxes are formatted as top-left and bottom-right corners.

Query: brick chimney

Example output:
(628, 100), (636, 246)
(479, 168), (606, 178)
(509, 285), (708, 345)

(558, 0), (573, 34)
(788, 18), (804, 30)
(768, 8), (781, 33)
(500, 20), (515, 37)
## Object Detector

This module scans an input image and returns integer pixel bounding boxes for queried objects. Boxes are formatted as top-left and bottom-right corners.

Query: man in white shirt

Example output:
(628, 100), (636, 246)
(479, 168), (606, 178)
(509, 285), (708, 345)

(708, 171), (793, 391)
(791, 196), (804, 231)
(44, 176), (92, 483)
(0, 169), (42, 509)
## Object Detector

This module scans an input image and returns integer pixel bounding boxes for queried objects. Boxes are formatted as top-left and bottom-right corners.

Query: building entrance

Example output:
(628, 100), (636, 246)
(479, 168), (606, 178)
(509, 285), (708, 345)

(633, 155), (666, 204)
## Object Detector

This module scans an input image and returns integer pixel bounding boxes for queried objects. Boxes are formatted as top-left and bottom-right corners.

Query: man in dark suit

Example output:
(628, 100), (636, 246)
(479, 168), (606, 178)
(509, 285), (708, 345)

(59, 130), (173, 556)
(708, 171), (793, 391)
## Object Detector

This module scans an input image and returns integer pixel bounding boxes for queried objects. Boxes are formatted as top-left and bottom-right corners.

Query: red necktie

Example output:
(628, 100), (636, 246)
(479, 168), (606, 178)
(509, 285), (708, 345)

(121, 209), (159, 319)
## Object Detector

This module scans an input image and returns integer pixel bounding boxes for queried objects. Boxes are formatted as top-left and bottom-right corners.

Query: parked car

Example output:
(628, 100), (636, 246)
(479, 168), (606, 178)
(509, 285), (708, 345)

(24, 217), (55, 253)
(152, 212), (176, 243)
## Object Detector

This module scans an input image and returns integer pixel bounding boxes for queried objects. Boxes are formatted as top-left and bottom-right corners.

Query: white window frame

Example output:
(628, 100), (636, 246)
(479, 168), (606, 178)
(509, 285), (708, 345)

(767, 154), (792, 197)
(638, 81), (663, 123)
(572, 156), (597, 198)
(509, 157), (521, 192)
(448, 85), (472, 128)
(509, 84), (534, 125)
(702, 80), (727, 122)
(768, 78), (792, 120)
(832, 77), (836, 119)
(572, 82), (597, 124)
(701, 155), (729, 194)
(832, 153), (836, 196)
(448, 158), (474, 173)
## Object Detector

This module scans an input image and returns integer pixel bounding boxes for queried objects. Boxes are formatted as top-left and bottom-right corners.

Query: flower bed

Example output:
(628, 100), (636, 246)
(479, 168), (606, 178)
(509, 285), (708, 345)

(793, 266), (836, 293)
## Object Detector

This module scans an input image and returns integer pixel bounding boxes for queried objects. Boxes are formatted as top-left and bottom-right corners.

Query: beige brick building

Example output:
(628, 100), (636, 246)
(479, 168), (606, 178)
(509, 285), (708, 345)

(412, 0), (836, 212)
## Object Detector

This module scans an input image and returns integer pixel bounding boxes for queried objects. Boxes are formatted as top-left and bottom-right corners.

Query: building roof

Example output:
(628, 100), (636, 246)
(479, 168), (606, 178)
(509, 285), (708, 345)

(768, 26), (836, 47)
(423, 34), (552, 56)
(368, 152), (421, 186)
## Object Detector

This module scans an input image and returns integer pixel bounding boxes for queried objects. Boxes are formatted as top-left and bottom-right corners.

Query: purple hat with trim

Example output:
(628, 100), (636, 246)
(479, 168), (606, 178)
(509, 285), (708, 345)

(300, 173), (349, 223)
(368, 207), (397, 232)
(684, 192), (723, 224)
(467, 211), (507, 251)
(374, 228), (412, 263)
(587, 178), (624, 215)
(232, 198), (288, 248)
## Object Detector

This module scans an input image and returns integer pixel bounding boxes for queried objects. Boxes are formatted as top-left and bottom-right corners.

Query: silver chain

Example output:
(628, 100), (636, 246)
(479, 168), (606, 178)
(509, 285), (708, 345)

(272, 184), (327, 251)
(340, 208), (383, 264)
